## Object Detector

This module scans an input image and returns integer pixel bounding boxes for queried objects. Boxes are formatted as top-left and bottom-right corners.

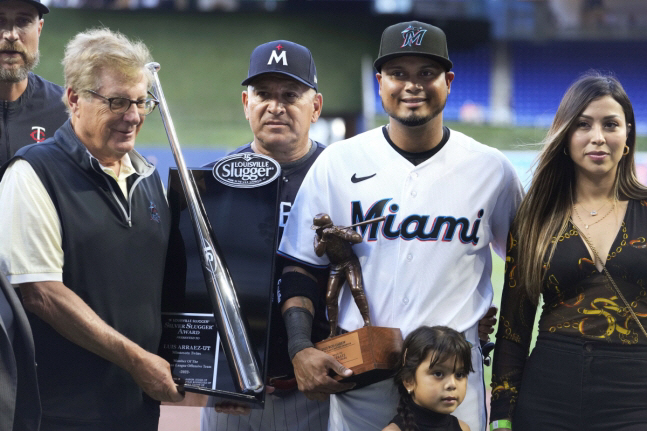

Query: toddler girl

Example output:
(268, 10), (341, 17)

(383, 326), (473, 431)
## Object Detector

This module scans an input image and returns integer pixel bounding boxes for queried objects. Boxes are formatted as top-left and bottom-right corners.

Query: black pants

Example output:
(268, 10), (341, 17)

(514, 333), (647, 431)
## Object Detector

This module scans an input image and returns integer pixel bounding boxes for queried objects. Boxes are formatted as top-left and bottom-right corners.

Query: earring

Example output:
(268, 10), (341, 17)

(563, 147), (569, 156)
(407, 388), (412, 395)
(623, 146), (630, 156)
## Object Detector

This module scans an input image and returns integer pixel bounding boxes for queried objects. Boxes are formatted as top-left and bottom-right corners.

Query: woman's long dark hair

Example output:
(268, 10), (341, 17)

(393, 326), (474, 431)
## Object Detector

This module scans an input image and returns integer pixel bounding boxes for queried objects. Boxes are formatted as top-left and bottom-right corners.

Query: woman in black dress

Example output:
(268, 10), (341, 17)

(490, 72), (647, 431)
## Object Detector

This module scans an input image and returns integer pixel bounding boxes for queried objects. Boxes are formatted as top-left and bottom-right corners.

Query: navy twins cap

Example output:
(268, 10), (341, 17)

(374, 21), (452, 72)
(242, 40), (318, 91)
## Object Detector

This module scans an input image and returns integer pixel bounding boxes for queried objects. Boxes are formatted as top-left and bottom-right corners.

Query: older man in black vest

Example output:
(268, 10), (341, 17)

(0, 28), (183, 431)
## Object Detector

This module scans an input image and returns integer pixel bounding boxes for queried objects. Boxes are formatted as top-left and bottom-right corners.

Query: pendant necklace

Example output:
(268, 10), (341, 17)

(578, 200), (610, 216)
(573, 201), (615, 229)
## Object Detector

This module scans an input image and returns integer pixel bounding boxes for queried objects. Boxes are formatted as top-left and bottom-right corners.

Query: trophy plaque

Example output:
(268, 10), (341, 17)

(311, 214), (403, 389)
(160, 155), (281, 408)
(315, 326), (403, 388)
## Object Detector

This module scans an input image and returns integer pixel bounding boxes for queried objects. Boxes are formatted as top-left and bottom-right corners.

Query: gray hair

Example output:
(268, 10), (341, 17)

(62, 28), (153, 111)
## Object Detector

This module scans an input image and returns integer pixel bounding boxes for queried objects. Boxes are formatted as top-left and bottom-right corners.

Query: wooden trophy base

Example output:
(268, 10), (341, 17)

(315, 326), (403, 390)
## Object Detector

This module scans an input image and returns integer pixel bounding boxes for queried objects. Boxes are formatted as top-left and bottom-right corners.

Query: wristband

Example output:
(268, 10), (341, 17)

(283, 306), (315, 360)
(490, 419), (512, 430)
(277, 270), (319, 308)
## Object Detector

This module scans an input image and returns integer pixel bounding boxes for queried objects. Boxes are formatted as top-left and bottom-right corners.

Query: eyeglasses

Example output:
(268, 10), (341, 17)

(84, 90), (159, 116)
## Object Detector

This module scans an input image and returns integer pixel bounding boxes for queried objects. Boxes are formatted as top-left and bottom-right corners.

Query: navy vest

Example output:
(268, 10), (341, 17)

(2, 121), (170, 428)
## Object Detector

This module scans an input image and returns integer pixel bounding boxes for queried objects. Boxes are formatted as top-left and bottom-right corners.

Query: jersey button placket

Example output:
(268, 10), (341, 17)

(403, 253), (413, 305)
(409, 171), (418, 198)
(400, 171), (416, 308)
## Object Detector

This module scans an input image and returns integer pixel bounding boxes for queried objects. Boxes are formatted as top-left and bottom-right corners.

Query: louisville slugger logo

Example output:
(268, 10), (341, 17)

(268, 44), (287, 66)
(401, 25), (427, 48)
(213, 153), (280, 188)
(351, 198), (482, 245)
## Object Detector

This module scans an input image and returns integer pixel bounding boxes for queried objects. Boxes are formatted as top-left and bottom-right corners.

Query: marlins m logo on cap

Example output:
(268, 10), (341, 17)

(401, 25), (427, 48)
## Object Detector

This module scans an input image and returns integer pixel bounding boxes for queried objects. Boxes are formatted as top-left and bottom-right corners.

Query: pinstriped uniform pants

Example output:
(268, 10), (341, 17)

(201, 390), (329, 431)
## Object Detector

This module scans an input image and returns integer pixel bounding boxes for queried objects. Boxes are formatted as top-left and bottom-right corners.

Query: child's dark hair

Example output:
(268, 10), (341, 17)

(393, 326), (474, 431)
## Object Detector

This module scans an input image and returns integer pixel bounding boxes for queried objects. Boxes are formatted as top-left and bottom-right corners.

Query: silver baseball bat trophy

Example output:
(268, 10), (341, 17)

(147, 62), (264, 395)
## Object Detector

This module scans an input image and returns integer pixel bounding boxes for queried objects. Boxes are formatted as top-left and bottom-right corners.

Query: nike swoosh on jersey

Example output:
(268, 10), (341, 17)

(351, 173), (376, 183)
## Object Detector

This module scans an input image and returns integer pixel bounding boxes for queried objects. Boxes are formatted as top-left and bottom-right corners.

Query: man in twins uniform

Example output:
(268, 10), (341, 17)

(0, 0), (67, 166)
(277, 21), (523, 431)
(201, 40), (335, 431)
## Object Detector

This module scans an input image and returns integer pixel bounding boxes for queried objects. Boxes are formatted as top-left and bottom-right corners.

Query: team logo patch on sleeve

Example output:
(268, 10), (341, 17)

(149, 201), (161, 223)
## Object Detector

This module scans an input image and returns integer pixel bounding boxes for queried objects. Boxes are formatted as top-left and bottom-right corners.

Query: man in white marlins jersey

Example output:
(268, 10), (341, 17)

(277, 21), (523, 431)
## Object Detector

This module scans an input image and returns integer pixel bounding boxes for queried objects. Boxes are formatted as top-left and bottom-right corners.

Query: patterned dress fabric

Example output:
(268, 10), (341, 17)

(490, 199), (647, 420)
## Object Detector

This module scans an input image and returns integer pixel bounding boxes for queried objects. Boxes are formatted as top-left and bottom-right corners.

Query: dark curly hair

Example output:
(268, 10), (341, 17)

(393, 326), (474, 431)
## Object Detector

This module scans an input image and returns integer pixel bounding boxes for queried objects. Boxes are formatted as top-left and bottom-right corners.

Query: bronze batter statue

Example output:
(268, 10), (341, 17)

(312, 213), (371, 339)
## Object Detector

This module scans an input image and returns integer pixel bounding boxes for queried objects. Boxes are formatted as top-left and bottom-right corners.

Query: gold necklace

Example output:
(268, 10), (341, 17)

(573, 201), (615, 229)
(577, 200), (611, 216)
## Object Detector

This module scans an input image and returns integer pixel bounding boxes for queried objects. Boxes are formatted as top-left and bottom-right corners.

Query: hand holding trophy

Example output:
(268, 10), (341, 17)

(312, 213), (403, 389)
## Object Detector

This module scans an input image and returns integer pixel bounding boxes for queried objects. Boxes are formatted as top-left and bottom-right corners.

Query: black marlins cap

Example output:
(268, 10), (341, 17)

(241, 40), (318, 91)
(374, 21), (452, 72)
(1, 0), (50, 16)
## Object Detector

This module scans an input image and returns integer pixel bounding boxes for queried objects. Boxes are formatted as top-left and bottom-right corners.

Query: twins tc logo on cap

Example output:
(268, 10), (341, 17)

(268, 44), (288, 66)
(401, 26), (427, 48)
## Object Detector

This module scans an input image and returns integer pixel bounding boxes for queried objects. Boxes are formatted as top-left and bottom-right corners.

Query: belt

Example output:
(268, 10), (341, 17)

(267, 376), (298, 392)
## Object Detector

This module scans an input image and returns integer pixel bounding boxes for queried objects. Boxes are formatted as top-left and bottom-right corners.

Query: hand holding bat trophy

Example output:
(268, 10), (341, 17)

(312, 213), (403, 389)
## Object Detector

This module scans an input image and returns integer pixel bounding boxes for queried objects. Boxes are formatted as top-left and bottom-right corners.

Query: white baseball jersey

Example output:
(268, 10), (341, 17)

(278, 126), (523, 338)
